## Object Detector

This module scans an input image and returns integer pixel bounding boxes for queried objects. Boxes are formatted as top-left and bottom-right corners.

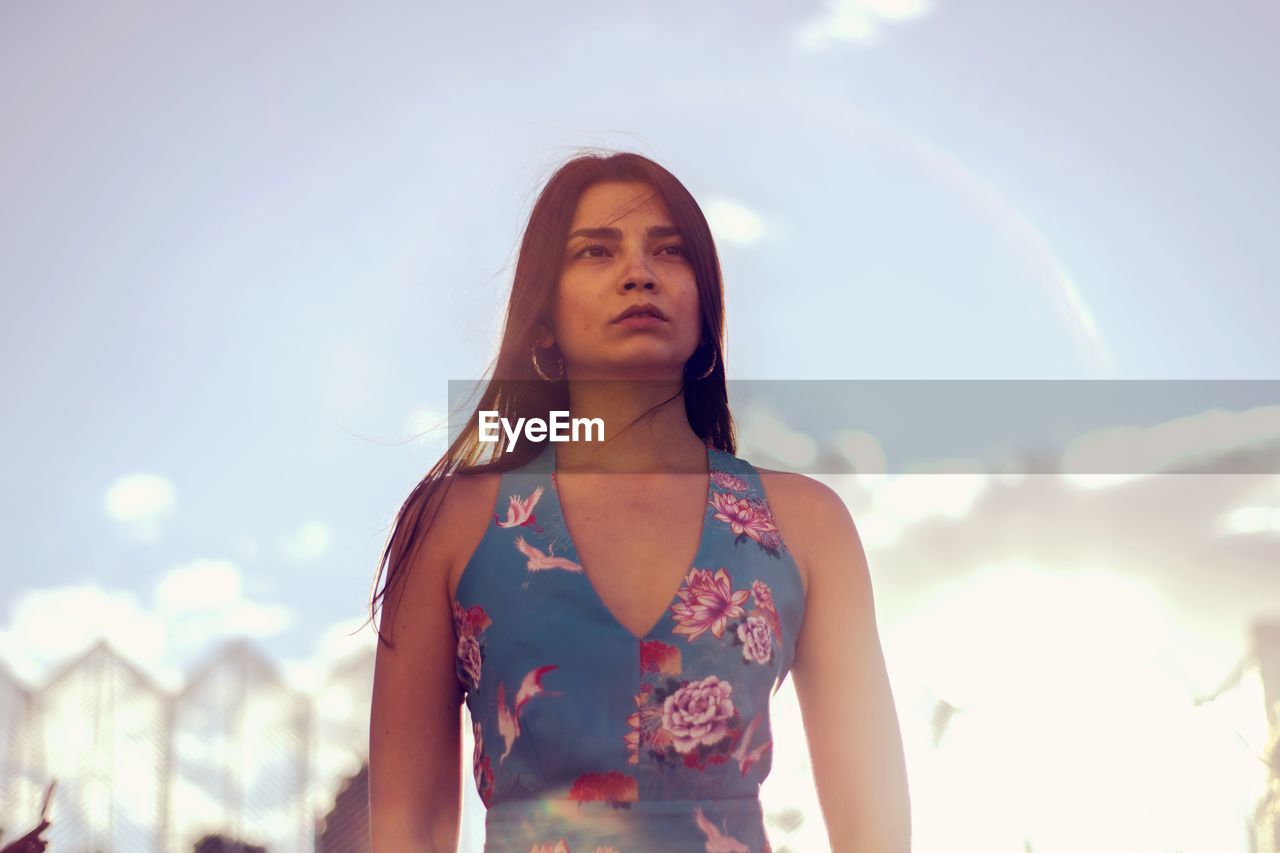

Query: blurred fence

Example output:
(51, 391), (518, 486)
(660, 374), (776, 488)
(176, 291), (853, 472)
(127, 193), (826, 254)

(4, 627), (1278, 851)
(0, 638), (373, 853)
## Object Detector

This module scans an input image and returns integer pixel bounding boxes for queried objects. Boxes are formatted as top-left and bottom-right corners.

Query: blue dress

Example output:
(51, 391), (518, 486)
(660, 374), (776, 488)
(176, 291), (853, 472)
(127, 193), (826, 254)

(451, 441), (806, 852)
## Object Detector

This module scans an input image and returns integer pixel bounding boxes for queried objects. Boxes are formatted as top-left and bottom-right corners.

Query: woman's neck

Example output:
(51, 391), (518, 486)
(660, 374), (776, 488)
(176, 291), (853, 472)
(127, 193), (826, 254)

(554, 379), (705, 475)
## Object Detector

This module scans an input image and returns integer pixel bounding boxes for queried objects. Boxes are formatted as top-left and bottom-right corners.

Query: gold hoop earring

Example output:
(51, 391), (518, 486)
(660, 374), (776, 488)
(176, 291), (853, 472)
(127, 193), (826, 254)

(531, 343), (565, 381)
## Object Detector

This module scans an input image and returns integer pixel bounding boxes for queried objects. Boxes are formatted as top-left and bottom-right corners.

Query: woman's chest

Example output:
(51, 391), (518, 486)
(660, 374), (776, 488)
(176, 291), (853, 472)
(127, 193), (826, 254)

(556, 477), (709, 638)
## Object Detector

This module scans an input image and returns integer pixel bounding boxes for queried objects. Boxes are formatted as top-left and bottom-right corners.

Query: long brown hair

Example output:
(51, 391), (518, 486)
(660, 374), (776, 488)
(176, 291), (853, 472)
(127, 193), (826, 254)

(367, 149), (736, 648)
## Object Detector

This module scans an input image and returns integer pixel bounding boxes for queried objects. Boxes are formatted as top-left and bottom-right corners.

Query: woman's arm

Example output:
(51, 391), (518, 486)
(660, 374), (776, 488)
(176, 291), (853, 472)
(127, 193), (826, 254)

(770, 473), (912, 852)
(369, 476), (473, 852)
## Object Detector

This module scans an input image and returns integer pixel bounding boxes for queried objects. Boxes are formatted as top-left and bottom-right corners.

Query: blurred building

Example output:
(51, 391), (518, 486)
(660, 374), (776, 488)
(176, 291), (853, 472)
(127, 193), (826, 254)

(315, 761), (369, 853)
(0, 638), (374, 853)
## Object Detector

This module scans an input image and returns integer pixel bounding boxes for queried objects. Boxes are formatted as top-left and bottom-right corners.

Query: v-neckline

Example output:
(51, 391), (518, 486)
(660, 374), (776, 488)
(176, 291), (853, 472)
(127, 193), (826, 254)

(545, 441), (717, 643)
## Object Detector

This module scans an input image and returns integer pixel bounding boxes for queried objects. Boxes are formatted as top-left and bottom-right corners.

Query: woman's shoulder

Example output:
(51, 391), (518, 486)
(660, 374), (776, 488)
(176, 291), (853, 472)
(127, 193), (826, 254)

(751, 461), (846, 521)
(752, 465), (838, 500)
(752, 465), (852, 598)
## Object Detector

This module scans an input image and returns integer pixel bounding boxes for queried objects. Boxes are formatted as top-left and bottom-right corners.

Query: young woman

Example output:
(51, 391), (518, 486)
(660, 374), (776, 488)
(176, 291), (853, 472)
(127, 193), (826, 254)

(368, 151), (910, 852)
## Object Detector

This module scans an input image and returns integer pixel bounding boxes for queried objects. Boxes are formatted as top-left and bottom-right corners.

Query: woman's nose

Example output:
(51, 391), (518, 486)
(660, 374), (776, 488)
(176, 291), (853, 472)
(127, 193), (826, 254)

(619, 252), (658, 288)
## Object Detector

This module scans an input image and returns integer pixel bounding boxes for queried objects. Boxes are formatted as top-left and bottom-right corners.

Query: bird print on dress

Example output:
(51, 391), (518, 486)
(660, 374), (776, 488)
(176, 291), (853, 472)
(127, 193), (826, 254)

(496, 483), (545, 531)
(693, 805), (751, 852)
(496, 664), (561, 762)
(731, 713), (772, 777)
(513, 535), (584, 589)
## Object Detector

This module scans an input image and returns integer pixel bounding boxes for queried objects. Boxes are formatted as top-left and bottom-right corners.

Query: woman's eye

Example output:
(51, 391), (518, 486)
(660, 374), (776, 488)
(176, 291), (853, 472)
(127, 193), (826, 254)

(575, 243), (686, 259)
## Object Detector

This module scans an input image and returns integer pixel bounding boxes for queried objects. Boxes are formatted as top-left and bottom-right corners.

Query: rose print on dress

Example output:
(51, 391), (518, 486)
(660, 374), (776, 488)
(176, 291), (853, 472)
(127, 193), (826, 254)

(670, 568), (750, 641)
(728, 580), (782, 666)
(496, 485), (545, 531)
(626, 675), (744, 770)
(472, 719), (495, 807)
(735, 615), (773, 664)
(497, 664), (561, 762)
(664, 675), (735, 753)
(749, 579), (782, 640)
(692, 806), (750, 853)
(452, 601), (492, 692)
(709, 492), (785, 557)
(513, 535), (584, 589)
(567, 770), (639, 808)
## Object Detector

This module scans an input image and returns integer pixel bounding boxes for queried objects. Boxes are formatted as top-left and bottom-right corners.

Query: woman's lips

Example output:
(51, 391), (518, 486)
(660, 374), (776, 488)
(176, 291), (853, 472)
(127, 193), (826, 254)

(613, 314), (666, 328)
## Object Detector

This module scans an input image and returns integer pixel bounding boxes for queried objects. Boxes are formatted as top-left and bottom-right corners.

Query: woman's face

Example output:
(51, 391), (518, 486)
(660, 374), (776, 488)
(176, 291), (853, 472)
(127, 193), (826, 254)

(546, 180), (701, 381)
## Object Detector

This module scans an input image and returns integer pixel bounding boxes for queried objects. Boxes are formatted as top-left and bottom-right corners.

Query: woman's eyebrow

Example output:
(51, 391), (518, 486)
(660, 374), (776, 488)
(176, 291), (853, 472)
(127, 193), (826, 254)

(566, 225), (683, 242)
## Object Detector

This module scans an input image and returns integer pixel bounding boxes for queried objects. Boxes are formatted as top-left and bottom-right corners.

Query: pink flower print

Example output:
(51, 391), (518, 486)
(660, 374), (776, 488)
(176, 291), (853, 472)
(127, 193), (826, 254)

(736, 615), (773, 664)
(692, 806), (750, 853)
(751, 579), (783, 640)
(625, 691), (669, 763)
(748, 497), (787, 556)
(472, 720), (494, 806)
(639, 639), (682, 675)
(456, 633), (483, 690)
(452, 601), (493, 637)
(624, 709), (641, 764)
(567, 770), (638, 807)
(757, 526), (784, 553)
(496, 484), (544, 529)
(452, 601), (492, 691)
(670, 568), (750, 641)
(661, 675), (735, 753)
(710, 492), (783, 556)
(710, 471), (750, 493)
(710, 492), (760, 535)
(750, 579), (774, 609)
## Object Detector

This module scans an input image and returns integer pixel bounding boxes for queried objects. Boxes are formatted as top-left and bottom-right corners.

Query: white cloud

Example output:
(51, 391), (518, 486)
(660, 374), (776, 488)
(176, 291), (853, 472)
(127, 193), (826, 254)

(277, 520), (332, 564)
(1063, 404), (1280, 487)
(279, 615), (376, 695)
(703, 197), (767, 246)
(103, 473), (176, 543)
(0, 560), (293, 691)
(0, 585), (166, 686)
(793, 0), (932, 50)
(154, 559), (245, 612)
(738, 402), (819, 469)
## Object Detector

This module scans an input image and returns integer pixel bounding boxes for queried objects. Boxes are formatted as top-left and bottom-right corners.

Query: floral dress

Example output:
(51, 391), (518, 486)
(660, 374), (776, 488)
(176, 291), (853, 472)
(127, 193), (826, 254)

(451, 441), (806, 852)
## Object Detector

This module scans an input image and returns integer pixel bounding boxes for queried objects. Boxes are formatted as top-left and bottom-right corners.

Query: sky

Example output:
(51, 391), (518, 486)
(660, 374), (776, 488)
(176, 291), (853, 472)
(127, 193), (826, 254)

(1, 1), (1278, 850)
